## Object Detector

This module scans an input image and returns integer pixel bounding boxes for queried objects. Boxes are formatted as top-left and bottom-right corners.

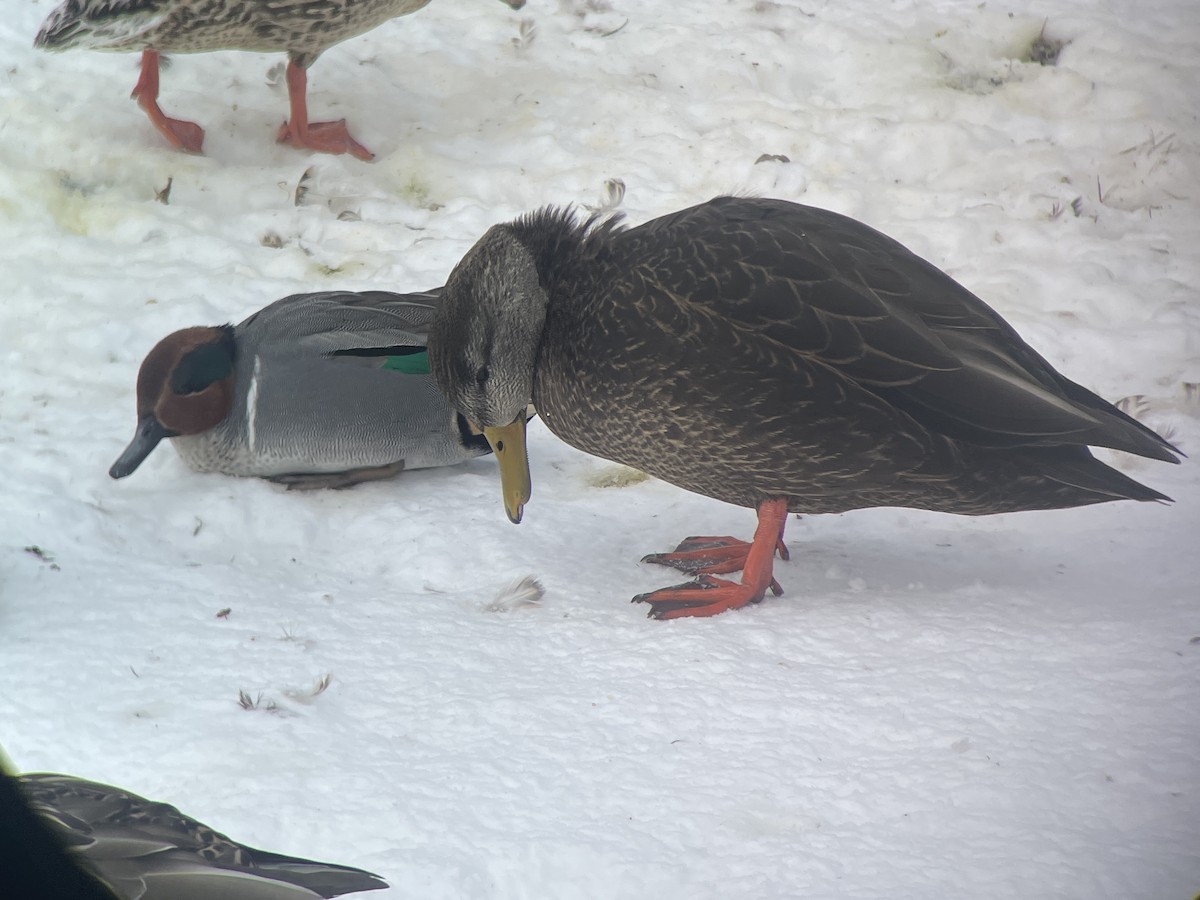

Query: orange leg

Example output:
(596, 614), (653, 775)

(276, 61), (374, 161)
(130, 50), (204, 153)
(634, 498), (791, 620)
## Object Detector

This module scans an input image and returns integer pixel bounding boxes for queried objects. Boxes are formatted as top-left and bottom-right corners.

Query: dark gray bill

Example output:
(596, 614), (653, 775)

(109, 415), (171, 479)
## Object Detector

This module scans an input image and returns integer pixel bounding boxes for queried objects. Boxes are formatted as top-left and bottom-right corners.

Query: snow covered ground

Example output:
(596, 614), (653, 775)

(2, 0), (1198, 897)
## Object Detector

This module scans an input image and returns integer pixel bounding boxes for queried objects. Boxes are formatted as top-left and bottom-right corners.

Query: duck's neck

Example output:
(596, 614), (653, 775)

(508, 206), (613, 296)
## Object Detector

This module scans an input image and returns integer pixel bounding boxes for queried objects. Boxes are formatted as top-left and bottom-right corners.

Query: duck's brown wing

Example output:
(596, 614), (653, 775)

(618, 196), (1179, 463)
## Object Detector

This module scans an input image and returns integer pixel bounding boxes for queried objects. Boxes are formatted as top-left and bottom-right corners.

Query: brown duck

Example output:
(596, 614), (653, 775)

(34, 0), (524, 159)
(428, 196), (1181, 619)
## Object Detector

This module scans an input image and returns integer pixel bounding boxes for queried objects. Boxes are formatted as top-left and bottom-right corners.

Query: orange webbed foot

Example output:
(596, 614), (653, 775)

(147, 114), (205, 153)
(276, 118), (374, 161)
(642, 534), (790, 575)
(633, 574), (784, 620)
(634, 498), (792, 620)
(130, 49), (205, 153)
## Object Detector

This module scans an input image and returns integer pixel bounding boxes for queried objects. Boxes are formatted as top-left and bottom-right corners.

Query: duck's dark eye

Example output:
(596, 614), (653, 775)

(475, 365), (490, 386)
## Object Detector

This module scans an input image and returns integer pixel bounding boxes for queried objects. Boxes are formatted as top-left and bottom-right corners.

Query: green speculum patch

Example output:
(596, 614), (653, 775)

(380, 349), (431, 375)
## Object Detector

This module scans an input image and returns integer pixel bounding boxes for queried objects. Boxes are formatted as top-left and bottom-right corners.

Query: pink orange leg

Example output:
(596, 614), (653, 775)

(130, 50), (204, 153)
(634, 498), (791, 620)
(276, 61), (374, 161)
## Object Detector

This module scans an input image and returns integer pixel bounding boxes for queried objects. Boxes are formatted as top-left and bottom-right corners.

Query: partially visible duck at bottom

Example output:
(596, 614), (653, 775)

(111, 289), (492, 489)
(5, 770), (387, 899)
(428, 196), (1182, 620)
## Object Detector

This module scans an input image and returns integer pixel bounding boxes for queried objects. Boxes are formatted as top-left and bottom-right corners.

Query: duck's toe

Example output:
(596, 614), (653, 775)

(633, 574), (784, 619)
(160, 117), (205, 154)
(134, 101), (205, 153)
(641, 534), (789, 575)
(277, 118), (374, 161)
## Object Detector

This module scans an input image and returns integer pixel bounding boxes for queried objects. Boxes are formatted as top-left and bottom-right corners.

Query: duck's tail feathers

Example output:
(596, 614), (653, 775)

(1058, 379), (1183, 464)
(33, 7), (79, 49)
(1042, 448), (1174, 504)
(240, 850), (389, 898)
(35, 3), (162, 51)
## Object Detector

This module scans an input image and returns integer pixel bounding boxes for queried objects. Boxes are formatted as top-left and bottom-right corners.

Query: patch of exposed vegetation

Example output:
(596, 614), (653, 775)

(237, 689), (279, 713)
(1024, 20), (1067, 66)
(586, 464), (651, 489)
(24, 545), (61, 571)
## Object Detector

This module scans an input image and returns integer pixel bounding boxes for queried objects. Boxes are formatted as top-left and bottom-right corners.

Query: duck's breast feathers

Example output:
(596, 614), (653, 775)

(35, 0), (169, 51)
(611, 196), (1179, 461)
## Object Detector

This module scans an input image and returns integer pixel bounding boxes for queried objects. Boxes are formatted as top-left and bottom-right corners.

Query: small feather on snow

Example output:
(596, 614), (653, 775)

(484, 575), (545, 611)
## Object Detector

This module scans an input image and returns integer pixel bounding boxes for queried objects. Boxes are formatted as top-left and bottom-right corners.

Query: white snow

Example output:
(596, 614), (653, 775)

(2, 0), (1198, 898)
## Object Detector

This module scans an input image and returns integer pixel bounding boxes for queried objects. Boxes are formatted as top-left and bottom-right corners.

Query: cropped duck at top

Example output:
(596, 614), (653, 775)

(4, 770), (387, 899)
(111, 289), (492, 489)
(34, 0), (524, 159)
(427, 196), (1181, 620)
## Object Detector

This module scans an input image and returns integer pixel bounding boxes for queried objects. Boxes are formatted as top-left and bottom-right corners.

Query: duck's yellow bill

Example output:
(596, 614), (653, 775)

(484, 416), (531, 524)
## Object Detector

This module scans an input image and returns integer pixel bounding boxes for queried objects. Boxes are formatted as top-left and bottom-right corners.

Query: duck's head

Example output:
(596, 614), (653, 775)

(109, 326), (237, 479)
(430, 224), (550, 524)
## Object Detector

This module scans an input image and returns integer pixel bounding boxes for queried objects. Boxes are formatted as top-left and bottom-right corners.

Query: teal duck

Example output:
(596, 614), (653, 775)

(6, 771), (387, 899)
(110, 289), (492, 488)
(427, 196), (1181, 619)
(34, 0), (523, 159)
